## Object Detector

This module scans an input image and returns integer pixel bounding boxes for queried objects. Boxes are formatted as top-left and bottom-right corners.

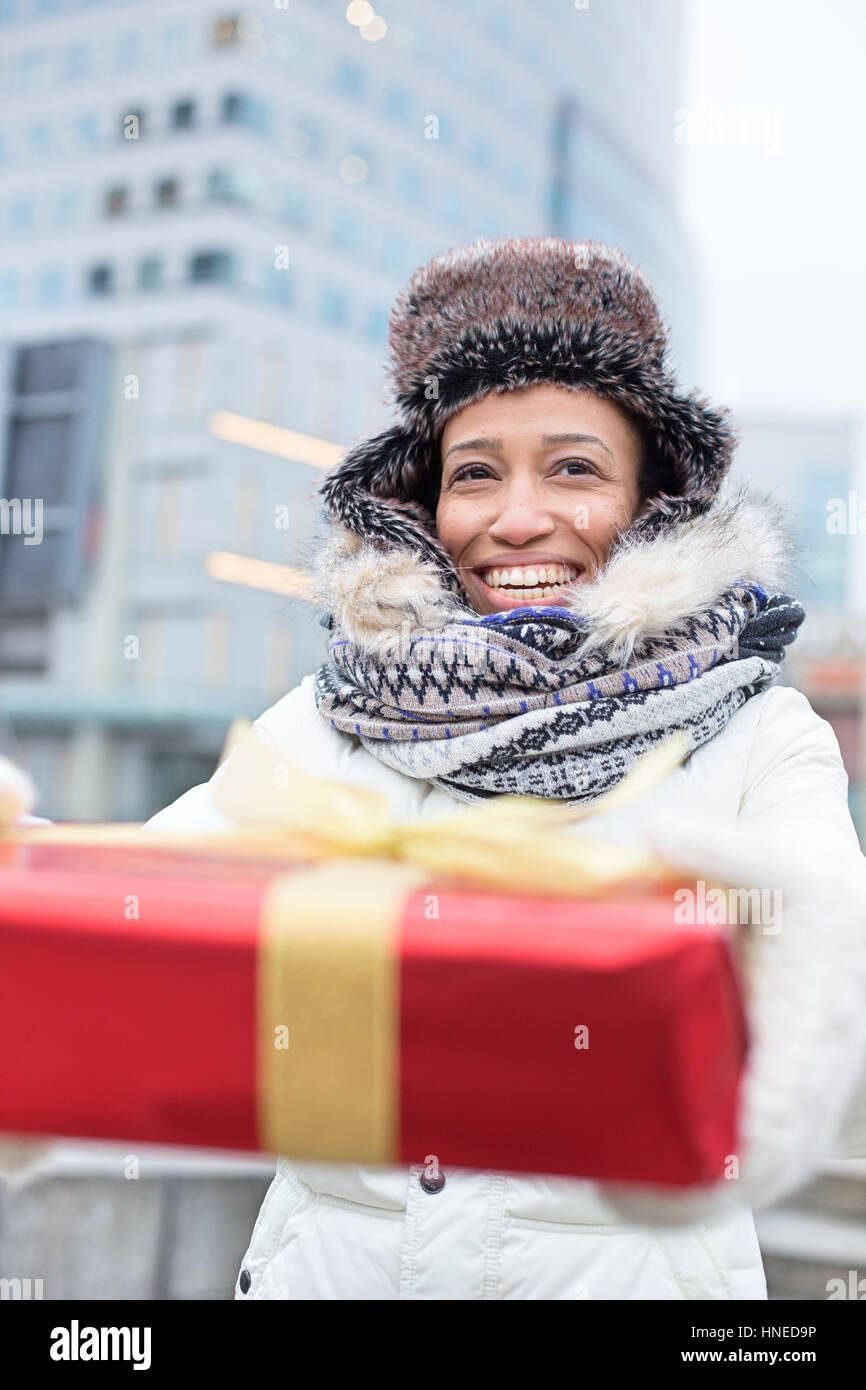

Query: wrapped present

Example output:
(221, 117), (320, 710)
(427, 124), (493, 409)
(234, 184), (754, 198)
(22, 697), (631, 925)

(0, 731), (748, 1186)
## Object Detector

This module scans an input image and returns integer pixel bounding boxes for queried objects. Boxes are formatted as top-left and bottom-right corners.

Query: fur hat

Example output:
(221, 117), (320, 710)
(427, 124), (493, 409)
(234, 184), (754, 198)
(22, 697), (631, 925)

(316, 236), (738, 605)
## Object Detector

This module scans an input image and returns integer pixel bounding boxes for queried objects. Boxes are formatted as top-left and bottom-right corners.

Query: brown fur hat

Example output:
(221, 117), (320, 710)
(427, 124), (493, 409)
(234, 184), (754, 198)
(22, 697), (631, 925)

(316, 236), (738, 604)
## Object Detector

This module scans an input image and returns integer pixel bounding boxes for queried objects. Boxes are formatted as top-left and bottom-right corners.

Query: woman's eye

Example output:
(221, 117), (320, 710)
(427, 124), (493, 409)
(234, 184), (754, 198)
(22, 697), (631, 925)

(556, 458), (593, 476)
(451, 464), (491, 483)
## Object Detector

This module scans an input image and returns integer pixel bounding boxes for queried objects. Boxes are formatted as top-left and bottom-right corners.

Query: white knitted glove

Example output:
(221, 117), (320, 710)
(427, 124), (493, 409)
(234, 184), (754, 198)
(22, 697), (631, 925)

(598, 810), (866, 1225)
(0, 754), (36, 826)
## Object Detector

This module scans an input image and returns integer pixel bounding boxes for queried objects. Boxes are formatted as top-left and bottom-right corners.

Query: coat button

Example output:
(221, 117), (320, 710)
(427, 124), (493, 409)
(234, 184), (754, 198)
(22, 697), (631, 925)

(420, 1170), (446, 1194)
(239, 1268), (252, 1294)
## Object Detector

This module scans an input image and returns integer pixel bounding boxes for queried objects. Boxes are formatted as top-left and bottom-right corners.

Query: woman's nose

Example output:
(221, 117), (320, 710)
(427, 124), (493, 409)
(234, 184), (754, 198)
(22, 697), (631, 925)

(487, 482), (556, 546)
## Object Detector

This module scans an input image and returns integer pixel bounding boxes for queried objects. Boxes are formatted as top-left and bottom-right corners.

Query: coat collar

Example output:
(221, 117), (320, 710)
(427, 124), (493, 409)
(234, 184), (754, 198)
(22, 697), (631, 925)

(312, 480), (802, 667)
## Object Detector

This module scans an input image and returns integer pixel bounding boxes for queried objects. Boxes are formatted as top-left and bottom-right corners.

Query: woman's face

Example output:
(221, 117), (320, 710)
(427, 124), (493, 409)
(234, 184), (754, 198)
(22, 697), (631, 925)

(435, 384), (646, 614)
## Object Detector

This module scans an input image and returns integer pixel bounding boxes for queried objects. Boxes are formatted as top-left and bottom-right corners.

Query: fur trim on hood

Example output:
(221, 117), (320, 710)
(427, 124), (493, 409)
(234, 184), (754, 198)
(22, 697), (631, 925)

(312, 480), (805, 668)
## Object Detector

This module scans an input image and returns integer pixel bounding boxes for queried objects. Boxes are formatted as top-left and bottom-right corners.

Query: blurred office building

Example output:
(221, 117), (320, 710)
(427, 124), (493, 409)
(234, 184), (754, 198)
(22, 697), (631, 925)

(730, 413), (866, 841)
(1, 0), (694, 820)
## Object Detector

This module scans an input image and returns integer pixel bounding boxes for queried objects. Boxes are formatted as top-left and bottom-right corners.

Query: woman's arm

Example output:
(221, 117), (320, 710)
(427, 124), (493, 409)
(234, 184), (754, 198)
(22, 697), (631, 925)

(600, 684), (866, 1224)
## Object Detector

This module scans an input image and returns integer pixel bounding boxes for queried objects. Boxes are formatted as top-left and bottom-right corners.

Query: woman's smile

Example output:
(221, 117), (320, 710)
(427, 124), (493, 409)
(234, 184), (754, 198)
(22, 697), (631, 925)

(470, 554), (587, 610)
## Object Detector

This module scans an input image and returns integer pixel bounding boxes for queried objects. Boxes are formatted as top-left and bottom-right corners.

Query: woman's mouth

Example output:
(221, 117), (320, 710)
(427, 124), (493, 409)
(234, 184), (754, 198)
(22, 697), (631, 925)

(474, 561), (585, 608)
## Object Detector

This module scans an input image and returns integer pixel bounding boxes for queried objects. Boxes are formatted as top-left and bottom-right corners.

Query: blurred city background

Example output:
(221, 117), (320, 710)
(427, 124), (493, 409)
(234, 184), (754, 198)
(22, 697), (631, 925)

(0, 0), (864, 1301)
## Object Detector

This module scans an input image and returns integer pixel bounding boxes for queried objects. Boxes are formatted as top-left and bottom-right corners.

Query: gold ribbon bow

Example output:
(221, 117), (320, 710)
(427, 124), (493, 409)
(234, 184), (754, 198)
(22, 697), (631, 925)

(0, 719), (693, 897)
(204, 721), (693, 897)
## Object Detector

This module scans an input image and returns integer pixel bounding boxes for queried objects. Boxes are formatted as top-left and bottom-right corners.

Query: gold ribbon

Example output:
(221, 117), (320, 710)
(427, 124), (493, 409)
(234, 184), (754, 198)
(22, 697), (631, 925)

(257, 858), (425, 1162)
(0, 725), (696, 896)
(205, 722), (695, 897)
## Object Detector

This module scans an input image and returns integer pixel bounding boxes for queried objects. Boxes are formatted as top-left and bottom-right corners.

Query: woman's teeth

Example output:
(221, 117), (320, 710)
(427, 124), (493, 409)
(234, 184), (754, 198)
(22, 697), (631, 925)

(480, 563), (580, 599)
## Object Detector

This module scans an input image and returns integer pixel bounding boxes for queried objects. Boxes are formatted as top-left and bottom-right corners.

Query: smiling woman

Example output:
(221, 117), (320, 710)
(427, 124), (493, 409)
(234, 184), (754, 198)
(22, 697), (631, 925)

(434, 382), (654, 613)
(136, 235), (866, 1303)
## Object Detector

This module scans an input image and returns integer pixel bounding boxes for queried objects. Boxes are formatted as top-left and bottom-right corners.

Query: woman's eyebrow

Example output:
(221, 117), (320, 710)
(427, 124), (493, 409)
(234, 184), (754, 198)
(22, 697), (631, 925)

(443, 432), (615, 462)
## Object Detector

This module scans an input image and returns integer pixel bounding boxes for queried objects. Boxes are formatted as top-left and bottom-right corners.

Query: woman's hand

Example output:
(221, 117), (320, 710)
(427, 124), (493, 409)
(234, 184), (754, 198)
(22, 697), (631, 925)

(0, 755), (37, 827)
(598, 809), (866, 1224)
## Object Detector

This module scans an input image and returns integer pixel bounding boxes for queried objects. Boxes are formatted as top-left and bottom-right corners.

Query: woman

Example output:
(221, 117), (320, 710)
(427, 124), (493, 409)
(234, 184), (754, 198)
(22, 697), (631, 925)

(6, 238), (863, 1298)
(141, 237), (866, 1300)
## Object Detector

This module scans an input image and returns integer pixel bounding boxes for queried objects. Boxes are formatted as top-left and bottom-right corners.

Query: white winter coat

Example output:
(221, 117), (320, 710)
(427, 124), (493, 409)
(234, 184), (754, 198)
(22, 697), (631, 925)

(145, 667), (866, 1301)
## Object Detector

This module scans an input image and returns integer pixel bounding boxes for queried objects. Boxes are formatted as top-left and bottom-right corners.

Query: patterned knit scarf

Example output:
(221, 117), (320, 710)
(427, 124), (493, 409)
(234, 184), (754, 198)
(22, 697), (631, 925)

(313, 585), (805, 805)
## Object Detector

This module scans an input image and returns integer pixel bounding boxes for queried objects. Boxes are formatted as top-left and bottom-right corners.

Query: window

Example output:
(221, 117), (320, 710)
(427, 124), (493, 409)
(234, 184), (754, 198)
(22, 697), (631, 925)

(38, 269), (65, 304)
(189, 251), (234, 284)
(212, 15), (240, 47)
(363, 306), (389, 344)
(87, 264), (113, 295)
(27, 123), (50, 156)
(153, 476), (184, 555)
(203, 612), (231, 685)
(0, 275), (18, 309)
(138, 258), (163, 291)
(0, 611), (49, 676)
(105, 186), (128, 216)
(318, 285), (347, 326)
(154, 178), (179, 208)
(336, 62), (363, 97)
(281, 188), (308, 227)
(114, 32), (140, 71)
(385, 85), (410, 121)
(332, 209), (359, 250)
(397, 166), (421, 202)
(8, 199), (34, 232)
(173, 339), (206, 418)
(221, 91), (269, 133)
(63, 43), (90, 82)
(171, 99), (196, 130)
(54, 190), (82, 226)
(205, 168), (239, 202)
(0, 340), (112, 604)
(266, 265), (293, 306)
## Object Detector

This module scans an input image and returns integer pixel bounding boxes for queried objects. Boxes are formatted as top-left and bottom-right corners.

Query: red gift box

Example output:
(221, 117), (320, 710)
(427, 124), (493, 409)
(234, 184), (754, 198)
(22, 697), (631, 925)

(0, 837), (747, 1186)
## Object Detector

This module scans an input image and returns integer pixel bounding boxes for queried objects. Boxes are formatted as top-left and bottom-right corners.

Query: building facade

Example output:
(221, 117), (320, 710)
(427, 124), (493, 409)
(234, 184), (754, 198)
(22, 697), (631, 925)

(0, 0), (695, 820)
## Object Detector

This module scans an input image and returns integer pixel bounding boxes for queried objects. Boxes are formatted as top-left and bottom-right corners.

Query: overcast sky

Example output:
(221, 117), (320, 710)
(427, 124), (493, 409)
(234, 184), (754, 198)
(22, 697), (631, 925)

(678, 0), (866, 418)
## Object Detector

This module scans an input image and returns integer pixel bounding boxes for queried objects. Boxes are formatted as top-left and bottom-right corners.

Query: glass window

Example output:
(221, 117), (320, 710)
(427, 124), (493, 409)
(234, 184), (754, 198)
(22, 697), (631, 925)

(397, 166), (421, 202)
(469, 136), (492, 171)
(385, 85), (411, 121)
(64, 43), (90, 81)
(161, 24), (190, 64)
(282, 188), (308, 227)
(336, 62), (363, 97)
(87, 264), (114, 295)
(154, 178), (179, 208)
(332, 209), (359, 250)
(70, 113), (99, 152)
(439, 186), (461, 223)
(105, 186), (128, 216)
(363, 306), (389, 343)
(171, 99), (196, 130)
(221, 91), (269, 133)
(206, 168), (238, 201)
(381, 231), (405, 270)
(0, 274), (18, 309)
(319, 285), (347, 326)
(138, 258), (163, 291)
(54, 189), (83, 225)
(38, 268), (65, 303)
(189, 250), (234, 284)
(266, 265), (293, 305)
(8, 199), (34, 232)
(114, 32), (140, 70)
(27, 123), (50, 156)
